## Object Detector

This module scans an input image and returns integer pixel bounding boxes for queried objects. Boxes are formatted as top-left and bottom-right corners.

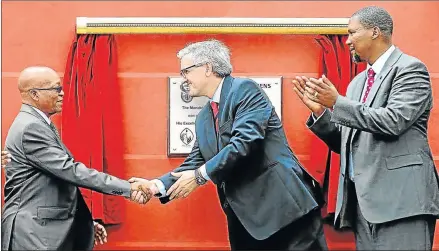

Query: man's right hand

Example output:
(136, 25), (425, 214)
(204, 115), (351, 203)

(129, 180), (154, 204)
(1, 151), (12, 168)
(292, 76), (325, 117)
(128, 177), (159, 204)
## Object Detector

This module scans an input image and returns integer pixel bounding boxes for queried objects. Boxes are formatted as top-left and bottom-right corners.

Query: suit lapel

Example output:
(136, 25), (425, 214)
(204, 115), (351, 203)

(217, 75), (234, 131)
(198, 107), (218, 159)
(345, 74), (366, 144)
(351, 48), (403, 141)
(352, 72), (367, 102)
(198, 75), (234, 158)
(21, 104), (48, 125)
(20, 104), (74, 157)
(365, 48), (403, 106)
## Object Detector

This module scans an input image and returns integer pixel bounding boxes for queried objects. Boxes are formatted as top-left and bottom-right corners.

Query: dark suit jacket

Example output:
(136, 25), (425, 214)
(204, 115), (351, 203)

(2, 104), (131, 250)
(308, 48), (439, 228)
(159, 75), (321, 240)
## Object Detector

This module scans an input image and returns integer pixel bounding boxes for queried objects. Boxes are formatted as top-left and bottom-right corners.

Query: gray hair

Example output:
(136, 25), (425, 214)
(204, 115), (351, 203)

(177, 39), (233, 77)
(352, 6), (393, 39)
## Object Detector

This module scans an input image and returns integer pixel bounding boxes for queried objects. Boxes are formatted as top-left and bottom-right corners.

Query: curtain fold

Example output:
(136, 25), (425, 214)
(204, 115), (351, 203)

(314, 35), (366, 218)
(61, 34), (125, 224)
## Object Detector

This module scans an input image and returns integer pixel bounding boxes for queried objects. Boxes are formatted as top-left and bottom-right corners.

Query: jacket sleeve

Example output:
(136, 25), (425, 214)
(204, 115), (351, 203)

(157, 138), (205, 203)
(22, 122), (131, 197)
(331, 60), (432, 136)
(204, 80), (272, 184)
(306, 109), (342, 154)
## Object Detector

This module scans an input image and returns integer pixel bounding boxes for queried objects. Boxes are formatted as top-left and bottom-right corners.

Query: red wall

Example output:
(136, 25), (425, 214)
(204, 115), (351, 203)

(2, 1), (439, 250)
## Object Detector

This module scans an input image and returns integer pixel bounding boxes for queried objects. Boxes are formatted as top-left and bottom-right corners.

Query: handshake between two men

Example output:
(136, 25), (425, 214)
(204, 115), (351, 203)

(128, 178), (155, 204)
(2, 149), (194, 205)
(128, 170), (198, 204)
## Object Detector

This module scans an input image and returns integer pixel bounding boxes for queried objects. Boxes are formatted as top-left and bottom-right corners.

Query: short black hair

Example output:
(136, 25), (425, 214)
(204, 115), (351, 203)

(352, 6), (393, 38)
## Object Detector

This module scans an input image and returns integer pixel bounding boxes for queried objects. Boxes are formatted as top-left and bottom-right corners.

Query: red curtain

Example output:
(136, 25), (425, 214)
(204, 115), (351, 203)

(61, 34), (125, 224)
(313, 35), (366, 217)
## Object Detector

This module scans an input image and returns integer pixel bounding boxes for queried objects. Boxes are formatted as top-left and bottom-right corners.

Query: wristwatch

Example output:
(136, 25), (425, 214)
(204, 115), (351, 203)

(195, 168), (207, 185)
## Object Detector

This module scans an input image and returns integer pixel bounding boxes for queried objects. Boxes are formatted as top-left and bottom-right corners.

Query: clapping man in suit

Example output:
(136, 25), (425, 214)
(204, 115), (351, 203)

(293, 6), (439, 250)
(1, 66), (153, 251)
(130, 39), (328, 250)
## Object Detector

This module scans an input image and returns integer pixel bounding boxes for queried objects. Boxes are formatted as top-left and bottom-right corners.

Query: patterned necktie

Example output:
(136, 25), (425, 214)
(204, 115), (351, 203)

(49, 123), (73, 156)
(210, 101), (219, 133)
(362, 68), (376, 103)
(49, 123), (60, 139)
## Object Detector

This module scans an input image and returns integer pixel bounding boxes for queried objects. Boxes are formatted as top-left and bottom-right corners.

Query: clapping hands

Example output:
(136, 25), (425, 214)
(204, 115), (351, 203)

(292, 75), (339, 113)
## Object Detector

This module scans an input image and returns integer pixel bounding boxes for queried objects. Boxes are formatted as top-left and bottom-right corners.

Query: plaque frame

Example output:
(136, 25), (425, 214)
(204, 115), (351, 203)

(167, 76), (201, 158)
(167, 76), (283, 157)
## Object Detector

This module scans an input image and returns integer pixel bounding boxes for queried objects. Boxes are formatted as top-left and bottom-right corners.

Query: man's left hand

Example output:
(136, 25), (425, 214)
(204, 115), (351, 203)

(167, 170), (199, 200)
(305, 75), (339, 108)
(93, 221), (108, 246)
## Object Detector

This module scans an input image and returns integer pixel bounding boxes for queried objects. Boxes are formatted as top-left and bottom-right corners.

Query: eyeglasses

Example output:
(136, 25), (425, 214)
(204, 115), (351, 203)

(180, 63), (205, 78)
(31, 86), (63, 93)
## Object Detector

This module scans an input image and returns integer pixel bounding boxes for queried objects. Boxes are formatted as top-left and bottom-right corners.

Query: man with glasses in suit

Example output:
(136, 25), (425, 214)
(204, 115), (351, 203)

(130, 40), (328, 250)
(2, 66), (153, 250)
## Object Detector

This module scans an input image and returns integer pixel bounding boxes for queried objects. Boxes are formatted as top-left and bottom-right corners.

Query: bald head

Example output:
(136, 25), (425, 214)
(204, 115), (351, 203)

(19, 66), (63, 116)
(18, 66), (59, 93)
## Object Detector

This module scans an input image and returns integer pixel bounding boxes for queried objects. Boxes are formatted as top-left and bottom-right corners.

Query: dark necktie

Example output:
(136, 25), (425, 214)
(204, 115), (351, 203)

(49, 123), (73, 156)
(49, 123), (60, 139)
(362, 68), (376, 103)
(210, 101), (219, 133)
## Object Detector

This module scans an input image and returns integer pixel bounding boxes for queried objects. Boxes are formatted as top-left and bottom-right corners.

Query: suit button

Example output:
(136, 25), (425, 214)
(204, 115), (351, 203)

(223, 201), (229, 208)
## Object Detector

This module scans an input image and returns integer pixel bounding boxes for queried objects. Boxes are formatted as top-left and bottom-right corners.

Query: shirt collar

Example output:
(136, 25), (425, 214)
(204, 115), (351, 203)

(211, 78), (225, 103)
(31, 106), (51, 125)
(367, 45), (396, 76)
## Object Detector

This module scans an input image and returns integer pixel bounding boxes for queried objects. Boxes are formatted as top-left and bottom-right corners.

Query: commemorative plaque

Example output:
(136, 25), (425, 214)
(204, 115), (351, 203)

(168, 76), (282, 156)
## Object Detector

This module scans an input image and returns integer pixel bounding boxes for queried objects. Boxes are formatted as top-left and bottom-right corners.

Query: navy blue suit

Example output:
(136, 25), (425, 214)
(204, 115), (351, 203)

(160, 75), (326, 250)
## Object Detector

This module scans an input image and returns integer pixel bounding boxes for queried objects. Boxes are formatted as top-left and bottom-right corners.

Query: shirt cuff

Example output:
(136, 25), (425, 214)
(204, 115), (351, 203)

(311, 109), (327, 123)
(152, 179), (167, 197)
(199, 164), (211, 181)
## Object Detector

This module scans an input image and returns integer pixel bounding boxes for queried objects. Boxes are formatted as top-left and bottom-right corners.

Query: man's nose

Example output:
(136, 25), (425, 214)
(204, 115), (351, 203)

(59, 90), (65, 96)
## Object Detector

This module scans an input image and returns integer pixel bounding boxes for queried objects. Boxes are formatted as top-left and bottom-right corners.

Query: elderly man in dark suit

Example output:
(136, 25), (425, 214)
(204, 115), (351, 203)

(2, 66), (153, 251)
(293, 6), (439, 250)
(130, 39), (328, 250)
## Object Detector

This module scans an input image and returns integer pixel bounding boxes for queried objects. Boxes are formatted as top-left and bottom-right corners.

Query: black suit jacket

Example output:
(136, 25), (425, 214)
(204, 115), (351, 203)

(159, 76), (320, 240)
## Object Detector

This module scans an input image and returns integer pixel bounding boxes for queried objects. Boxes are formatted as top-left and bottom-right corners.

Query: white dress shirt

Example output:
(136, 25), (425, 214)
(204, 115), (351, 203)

(359, 45), (396, 101)
(32, 106), (51, 125)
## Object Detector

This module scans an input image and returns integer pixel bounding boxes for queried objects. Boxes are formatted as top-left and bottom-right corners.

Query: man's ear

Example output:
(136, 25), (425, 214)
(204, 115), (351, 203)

(205, 63), (213, 76)
(29, 90), (39, 101)
(372, 26), (380, 40)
